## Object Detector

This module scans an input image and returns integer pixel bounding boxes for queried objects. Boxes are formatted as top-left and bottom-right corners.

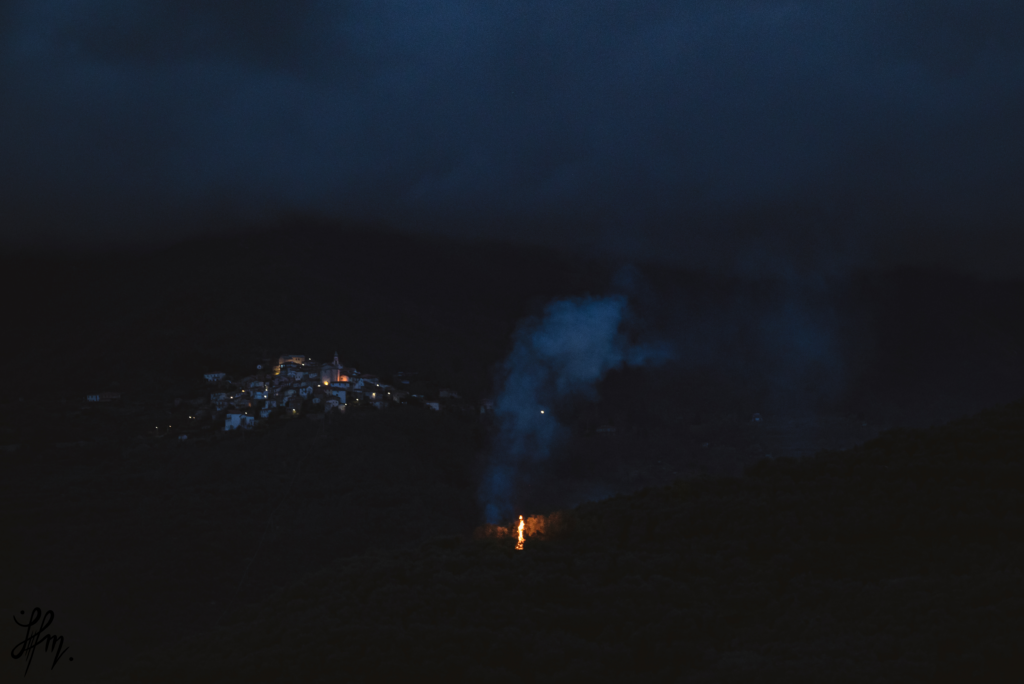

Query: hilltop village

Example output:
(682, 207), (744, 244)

(190, 353), (475, 432)
(59, 353), (880, 462)
(72, 353), (481, 443)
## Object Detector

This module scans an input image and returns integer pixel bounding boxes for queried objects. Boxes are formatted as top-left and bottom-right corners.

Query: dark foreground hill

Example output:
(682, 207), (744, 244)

(102, 399), (1024, 683)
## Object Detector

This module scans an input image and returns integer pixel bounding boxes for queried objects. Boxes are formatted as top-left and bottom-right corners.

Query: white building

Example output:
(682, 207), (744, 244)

(225, 411), (255, 430)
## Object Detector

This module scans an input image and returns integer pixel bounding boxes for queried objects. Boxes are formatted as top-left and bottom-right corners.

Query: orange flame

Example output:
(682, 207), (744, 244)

(515, 515), (525, 551)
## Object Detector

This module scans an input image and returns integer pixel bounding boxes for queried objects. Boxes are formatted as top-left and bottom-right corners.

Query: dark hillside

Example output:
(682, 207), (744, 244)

(5, 225), (1024, 682)
(5, 222), (1024, 427)
(1, 407), (486, 679)
(104, 399), (1024, 683)
(2, 221), (615, 403)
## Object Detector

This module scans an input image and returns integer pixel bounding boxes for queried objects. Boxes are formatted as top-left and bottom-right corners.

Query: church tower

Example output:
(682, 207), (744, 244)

(321, 351), (344, 384)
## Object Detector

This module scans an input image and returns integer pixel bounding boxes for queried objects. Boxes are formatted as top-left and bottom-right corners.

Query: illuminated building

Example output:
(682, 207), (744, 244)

(320, 351), (350, 384)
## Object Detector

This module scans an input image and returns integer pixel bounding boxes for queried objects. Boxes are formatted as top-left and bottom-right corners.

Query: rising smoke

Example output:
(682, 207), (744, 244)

(480, 294), (671, 524)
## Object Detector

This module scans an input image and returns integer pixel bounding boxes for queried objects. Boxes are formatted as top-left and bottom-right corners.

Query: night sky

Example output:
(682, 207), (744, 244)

(2, 1), (1024, 275)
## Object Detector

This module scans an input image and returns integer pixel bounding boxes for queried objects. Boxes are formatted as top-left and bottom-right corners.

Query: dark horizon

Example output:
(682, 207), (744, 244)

(7, 215), (1024, 288)
(6, 224), (1024, 430)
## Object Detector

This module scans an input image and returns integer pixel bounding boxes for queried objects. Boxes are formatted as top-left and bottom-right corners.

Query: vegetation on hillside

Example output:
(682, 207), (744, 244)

(102, 399), (1024, 683)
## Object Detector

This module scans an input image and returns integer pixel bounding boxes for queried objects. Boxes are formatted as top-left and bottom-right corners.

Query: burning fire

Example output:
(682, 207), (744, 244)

(473, 510), (570, 545)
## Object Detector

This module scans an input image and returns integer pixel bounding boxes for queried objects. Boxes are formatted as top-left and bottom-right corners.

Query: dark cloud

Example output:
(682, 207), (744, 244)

(2, 1), (1023, 275)
(37, 0), (332, 67)
(874, 0), (1024, 75)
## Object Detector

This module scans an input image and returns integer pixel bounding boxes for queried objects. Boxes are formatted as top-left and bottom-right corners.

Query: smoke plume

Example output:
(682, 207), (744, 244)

(480, 294), (670, 523)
